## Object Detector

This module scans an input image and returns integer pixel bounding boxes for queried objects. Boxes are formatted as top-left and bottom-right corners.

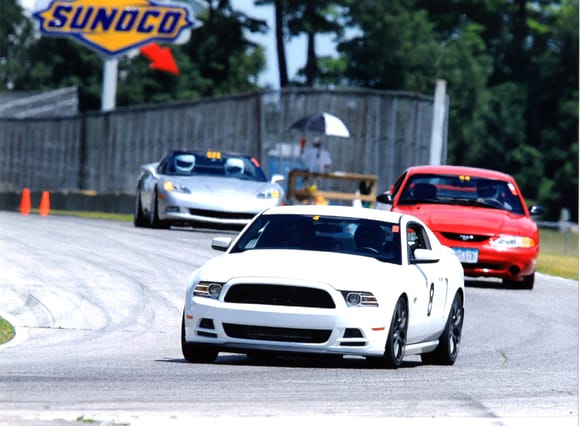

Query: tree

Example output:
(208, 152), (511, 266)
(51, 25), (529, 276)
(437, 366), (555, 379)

(0, 0), (34, 91)
(417, 0), (578, 220)
(255, 0), (348, 87)
(255, 0), (290, 87)
(176, 0), (267, 97)
(286, 0), (347, 86)
(433, 23), (494, 167)
(17, 37), (103, 110)
(337, 0), (440, 93)
(525, 0), (578, 219)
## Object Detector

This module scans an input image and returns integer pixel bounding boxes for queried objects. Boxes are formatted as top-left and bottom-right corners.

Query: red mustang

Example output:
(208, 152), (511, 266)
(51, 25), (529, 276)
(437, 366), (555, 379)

(376, 165), (544, 289)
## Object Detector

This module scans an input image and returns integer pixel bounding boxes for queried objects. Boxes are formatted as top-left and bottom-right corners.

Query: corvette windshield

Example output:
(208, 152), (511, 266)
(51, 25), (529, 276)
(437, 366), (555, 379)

(398, 174), (524, 214)
(161, 151), (267, 182)
(230, 214), (402, 264)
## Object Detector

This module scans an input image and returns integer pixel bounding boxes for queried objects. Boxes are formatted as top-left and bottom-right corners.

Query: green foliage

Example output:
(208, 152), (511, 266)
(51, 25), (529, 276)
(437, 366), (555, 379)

(0, 0), (35, 90)
(336, 0), (578, 221)
(315, 56), (349, 87)
(178, 1), (267, 97)
(338, 0), (439, 92)
(286, 0), (349, 86)
(434, 23), (493, 166)
(0, 316), (15, 345)
(17, 37), (103, 110)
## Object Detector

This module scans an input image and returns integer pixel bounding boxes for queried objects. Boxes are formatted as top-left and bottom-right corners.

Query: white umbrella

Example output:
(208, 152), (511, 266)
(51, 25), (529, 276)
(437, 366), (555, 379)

(290, 112), (351, 138)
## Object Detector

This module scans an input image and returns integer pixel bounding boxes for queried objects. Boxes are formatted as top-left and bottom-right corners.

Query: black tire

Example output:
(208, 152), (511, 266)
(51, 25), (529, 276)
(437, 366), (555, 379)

(521, 273), (535, 289)
(368, 296), (408, 369)
(133, 190), (148, 227)
(502, 272), (534, 290)
(148, 189), (169, 229)
(181, 316), (218, 363)
(421, 291), (464, 365)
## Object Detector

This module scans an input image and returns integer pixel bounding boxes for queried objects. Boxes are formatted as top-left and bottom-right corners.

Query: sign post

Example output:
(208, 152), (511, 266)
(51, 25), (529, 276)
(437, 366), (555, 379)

(101, 58), (118, 112)
(429, 79), (447, 165)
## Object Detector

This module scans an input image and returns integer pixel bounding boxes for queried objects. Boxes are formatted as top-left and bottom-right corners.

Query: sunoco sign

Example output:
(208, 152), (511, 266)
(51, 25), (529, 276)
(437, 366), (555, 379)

(33, 0), (197, 57)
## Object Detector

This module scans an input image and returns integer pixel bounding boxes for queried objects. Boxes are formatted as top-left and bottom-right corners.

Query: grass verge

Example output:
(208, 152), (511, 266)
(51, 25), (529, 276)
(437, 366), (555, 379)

(37, 209), (133, 222)
(537, 252), (578, 280)
(0, 317), (15, 345)
(537, 228), (578, 280)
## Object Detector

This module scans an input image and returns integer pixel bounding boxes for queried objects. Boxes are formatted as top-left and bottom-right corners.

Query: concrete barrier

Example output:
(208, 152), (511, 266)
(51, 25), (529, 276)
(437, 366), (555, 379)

(0, 191), (135, 215)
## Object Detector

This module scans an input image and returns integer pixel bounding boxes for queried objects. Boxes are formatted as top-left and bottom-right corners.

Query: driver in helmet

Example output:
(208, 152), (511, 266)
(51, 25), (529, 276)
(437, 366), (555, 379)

(174, 154), (195, 175)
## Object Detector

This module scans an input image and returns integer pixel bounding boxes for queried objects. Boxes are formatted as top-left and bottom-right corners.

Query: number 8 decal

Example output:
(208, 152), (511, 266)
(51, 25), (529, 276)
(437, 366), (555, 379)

(427, 282), (435, 316)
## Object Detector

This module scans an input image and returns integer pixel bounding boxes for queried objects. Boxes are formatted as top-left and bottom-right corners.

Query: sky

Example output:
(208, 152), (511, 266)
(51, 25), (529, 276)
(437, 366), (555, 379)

(18, 0), (338, 88)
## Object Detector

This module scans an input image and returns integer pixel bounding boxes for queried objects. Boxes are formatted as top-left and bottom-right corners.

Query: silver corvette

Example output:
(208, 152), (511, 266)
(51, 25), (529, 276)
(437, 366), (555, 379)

(134, 150), (286, 228)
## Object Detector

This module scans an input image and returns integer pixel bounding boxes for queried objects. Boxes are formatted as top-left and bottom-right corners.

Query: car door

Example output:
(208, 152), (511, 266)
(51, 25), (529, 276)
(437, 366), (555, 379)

(404, 221), (449, 341)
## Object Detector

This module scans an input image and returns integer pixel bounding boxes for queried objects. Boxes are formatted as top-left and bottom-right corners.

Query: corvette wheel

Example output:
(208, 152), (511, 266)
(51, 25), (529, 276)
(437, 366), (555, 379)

(421, 292), (464, 365)
(181, 316), (218, 363)
(148, 190), (169, 229)
(133, 190), (148, 227)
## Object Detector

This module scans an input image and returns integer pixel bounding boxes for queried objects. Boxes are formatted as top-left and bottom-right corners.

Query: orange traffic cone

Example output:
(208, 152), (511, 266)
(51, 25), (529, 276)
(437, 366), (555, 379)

(39, 191), (50, 216)
(19, 188), (31, 215)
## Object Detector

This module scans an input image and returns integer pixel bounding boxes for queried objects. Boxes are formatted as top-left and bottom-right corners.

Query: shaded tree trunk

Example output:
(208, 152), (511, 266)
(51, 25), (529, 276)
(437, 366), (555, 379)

(304, 0), (318, 86)
(275, 0), (289, 87)
(511, 0), (528, 82)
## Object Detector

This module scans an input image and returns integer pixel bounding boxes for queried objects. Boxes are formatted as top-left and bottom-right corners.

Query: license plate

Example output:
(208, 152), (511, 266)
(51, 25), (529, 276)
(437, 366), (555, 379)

(453, 247), (478, 264)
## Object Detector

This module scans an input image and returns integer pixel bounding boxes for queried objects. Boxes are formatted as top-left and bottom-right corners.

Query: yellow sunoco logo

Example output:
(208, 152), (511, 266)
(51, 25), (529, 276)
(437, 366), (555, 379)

(33, 0), (195, 57)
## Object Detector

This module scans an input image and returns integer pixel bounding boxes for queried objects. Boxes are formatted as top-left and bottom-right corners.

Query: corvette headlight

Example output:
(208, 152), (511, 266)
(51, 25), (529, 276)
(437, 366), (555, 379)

(257, 188), (281, 199)
(193, 282), (223, 299)
(490, 235), (536, 249)
(342, 291), (378, 307)
(163, 181), (191, 194)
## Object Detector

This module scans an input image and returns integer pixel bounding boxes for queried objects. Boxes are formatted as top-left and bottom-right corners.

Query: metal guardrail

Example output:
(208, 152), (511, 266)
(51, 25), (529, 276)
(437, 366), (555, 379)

(536, 220), (579, 231)
(536, 220), (579, 256)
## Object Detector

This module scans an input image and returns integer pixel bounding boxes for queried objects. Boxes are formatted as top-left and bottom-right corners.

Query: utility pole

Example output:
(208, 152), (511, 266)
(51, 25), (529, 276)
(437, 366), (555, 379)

(429, 79), (447, 165)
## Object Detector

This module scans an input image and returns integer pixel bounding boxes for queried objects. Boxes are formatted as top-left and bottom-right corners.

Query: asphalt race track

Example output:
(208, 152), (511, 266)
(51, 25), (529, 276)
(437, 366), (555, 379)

(0, 212), (577, 425)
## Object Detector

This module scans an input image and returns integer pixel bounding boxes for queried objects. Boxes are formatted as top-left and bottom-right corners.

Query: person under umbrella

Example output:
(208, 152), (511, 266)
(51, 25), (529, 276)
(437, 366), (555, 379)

(300, 136), (332, 173)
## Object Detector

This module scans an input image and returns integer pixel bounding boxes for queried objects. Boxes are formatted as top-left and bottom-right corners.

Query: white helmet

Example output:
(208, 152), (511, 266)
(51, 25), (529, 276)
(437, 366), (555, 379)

(225, 158), (245, 175)
(175, 154), (195, 174)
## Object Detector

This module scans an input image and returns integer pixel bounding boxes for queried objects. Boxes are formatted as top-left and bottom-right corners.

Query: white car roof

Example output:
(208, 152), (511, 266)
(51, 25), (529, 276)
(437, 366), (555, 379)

(262, 204), (406, 223)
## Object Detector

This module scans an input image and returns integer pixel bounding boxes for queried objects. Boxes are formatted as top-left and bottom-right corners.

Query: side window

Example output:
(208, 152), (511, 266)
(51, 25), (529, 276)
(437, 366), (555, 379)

(158, 156), (171, 174)
(406, 223), (431, 258)
(390, 172), (407, 197)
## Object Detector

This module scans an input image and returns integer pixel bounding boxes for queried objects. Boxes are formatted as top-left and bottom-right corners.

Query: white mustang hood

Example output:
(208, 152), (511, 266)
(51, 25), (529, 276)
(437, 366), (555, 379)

(197, 249), (396, 289)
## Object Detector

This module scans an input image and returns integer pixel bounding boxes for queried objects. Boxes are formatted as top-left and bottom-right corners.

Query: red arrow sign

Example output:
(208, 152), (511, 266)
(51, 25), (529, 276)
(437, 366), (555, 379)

(139, 43), (179, 75)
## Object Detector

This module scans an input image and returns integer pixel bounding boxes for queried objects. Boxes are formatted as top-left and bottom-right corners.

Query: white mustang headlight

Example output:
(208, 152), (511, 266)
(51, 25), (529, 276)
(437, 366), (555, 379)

(194, 282), (223, 299)
(342, 291), (378, 307)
